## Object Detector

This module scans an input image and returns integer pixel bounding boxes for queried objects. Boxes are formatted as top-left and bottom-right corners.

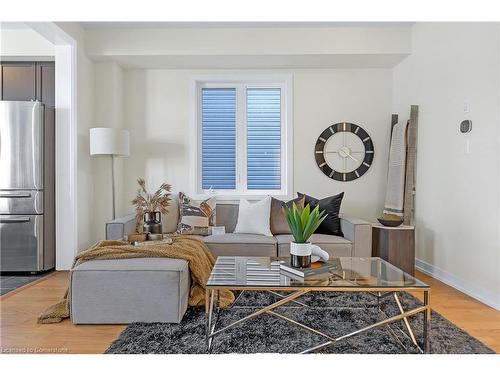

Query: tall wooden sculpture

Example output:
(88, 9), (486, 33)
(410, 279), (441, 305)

(390, 105), (419, 225)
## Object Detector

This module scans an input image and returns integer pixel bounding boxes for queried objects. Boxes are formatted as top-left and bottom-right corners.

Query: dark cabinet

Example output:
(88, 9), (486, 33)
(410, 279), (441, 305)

(1, 63), (37, 101)
(36, 63), (55, 107)
(0, 62), (55, 106)
(372, 225), (416, 276)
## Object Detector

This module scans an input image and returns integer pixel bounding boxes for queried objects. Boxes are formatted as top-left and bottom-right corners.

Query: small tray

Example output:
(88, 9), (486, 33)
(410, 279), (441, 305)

(133, 238), (173, 246)
(125, 233), (147, 242)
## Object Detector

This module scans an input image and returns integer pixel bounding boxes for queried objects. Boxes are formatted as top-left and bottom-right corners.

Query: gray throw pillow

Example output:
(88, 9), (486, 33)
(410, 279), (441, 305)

(270, 196), (305, 235)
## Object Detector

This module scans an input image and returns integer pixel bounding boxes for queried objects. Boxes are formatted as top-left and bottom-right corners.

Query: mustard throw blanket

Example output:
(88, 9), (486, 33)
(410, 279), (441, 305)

(38, 236), (234, 324)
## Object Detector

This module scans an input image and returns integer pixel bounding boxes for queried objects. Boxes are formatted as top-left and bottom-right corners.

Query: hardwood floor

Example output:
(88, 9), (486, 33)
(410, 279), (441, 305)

(409, 272), (500, 353)
(0, 272), (125, 354)
(1, 271), (499, 354)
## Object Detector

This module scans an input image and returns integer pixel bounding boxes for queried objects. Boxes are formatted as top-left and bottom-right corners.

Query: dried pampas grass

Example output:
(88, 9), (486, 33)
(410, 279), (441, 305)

(132, 178), (172, 232)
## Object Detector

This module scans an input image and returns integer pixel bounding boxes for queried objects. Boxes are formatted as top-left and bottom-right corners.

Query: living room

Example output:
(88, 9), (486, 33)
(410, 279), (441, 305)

(1, 0), (499, 371)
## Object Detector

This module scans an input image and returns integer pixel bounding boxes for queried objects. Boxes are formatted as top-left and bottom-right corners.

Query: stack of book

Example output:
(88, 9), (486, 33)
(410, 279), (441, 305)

(279, 258), (342, 281)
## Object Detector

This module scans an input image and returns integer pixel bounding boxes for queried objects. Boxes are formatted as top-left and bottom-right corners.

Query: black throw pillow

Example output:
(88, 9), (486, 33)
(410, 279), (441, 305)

(297, 192), (344, 237)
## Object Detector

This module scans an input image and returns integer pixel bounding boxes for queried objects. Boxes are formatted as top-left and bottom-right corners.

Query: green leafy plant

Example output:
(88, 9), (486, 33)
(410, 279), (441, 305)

(283, 203), (328, 243)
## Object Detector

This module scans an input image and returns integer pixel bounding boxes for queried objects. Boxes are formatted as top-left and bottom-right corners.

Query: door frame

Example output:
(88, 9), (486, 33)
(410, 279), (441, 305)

(26, 22), (78, 270)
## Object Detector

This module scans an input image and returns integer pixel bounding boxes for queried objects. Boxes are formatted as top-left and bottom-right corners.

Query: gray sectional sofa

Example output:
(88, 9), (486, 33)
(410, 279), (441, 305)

(106, 203), (372, 258)
(71, 202), (372, 324)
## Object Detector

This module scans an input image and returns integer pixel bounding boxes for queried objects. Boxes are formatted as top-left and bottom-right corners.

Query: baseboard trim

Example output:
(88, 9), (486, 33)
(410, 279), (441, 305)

(415, 258), (500, 311)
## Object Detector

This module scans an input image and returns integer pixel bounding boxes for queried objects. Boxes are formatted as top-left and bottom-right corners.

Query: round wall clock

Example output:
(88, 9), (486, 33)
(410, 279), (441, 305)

(314, 122), (374, 182)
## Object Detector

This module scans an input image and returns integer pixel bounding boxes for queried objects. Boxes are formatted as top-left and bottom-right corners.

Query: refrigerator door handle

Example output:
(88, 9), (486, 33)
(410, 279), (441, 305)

(0, 217), (31, 223)
(0, 193), (32, 198)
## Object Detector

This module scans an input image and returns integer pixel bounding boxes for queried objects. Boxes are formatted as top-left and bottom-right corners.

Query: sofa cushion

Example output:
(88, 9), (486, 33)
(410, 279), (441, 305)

(298, 192), (344, 237)
(70, 258), (190, 324)
(215, 203), (239, 233)
(73, 257), (188, 271)
(275, 234), (352, 258)
(234, 196), (273, 237)
(270, 196), (305, 235)
(202, 233), (277, 257)
(106, 213), (137, 240)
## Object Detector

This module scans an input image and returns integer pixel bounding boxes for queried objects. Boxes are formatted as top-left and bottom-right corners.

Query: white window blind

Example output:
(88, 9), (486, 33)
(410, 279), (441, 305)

(247, 88), (281, 190)
(197, 77), (290, 197)
(201, 88), (236, 189)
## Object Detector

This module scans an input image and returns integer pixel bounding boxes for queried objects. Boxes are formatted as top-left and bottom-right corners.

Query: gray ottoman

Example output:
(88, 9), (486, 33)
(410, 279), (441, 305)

(70, 258), (190, 324)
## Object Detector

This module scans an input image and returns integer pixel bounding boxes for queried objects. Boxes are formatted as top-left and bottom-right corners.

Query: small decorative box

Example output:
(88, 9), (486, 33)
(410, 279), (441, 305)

(209, 226), (226, 235)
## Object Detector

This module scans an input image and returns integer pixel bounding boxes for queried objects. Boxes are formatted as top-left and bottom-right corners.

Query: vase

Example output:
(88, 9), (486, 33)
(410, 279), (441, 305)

(290, 242), (312, 268)
(143, 211), (162, 234)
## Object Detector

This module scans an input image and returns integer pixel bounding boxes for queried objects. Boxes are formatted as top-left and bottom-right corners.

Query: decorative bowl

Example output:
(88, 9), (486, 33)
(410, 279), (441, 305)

(377, 217), (404, 227)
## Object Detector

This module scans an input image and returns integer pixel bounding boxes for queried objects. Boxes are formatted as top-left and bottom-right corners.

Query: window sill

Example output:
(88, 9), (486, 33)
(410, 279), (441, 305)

(190, 192), (294, 203)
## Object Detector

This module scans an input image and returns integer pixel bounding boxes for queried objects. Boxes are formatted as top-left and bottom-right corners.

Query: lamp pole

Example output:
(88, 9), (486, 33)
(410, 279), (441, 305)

(89, 127), (130, 221)
(111, 154), (116, 220)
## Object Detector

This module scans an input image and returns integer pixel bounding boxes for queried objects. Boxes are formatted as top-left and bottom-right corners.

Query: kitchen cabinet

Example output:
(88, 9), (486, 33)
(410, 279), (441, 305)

(0, 62), (55, 106)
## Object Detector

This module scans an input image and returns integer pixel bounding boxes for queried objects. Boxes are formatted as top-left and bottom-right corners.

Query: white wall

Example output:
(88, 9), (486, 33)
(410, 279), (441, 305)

(118, 68), (392, 232)
(92, 61), (127, 240)
(294, 70), (392, 219)
(392, 23), (500, 310)
(0, 23), (54, 58)
(55, 23), (97, 253)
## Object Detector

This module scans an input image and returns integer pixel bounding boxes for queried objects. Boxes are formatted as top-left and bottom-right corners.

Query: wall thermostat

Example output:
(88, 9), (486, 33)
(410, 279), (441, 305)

(460, 120), (472, 133)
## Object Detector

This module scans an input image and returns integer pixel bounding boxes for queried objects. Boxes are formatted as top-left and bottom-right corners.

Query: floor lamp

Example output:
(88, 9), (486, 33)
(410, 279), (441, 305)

(90, 128), (130, 219)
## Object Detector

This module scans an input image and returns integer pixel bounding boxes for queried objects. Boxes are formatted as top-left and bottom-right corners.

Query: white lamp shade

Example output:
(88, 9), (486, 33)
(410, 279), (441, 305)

(89, 128), (130, 156)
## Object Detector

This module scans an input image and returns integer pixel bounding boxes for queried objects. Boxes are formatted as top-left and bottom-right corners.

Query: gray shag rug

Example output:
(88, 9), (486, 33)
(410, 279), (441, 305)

(105, 291), (494, 354)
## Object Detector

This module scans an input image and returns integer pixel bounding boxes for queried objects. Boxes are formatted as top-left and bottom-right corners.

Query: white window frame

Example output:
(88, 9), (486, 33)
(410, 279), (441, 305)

(190, 74), (293, 202)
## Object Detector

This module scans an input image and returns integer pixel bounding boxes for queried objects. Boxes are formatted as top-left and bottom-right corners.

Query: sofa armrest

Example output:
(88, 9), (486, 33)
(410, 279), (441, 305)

(340, 217), (372, 257)
(106, 214), (137, 240)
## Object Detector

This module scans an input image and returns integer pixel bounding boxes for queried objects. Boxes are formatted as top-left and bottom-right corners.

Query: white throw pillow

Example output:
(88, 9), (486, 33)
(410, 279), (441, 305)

(233, 196), (273, 236)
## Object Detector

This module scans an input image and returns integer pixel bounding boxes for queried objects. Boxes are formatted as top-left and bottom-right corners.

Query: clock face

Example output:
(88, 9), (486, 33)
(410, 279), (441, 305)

(314, 122), (374, 182)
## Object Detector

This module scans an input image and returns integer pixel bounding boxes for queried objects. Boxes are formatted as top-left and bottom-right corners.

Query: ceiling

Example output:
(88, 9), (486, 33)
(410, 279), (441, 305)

(83, 23), (412, 69)
(80, 21), (413, 30)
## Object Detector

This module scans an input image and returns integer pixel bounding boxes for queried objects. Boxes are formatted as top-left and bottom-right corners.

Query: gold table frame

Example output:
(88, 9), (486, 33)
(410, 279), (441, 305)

(205, 286), (430, 354)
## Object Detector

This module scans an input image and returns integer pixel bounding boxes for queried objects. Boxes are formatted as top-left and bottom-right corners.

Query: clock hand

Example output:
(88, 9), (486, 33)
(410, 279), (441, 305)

(347, 153), (360, 163)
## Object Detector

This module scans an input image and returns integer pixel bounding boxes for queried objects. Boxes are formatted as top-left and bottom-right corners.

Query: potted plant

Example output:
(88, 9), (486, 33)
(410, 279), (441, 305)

(132, 178), (172, 234)
(283, 203), (327, 268)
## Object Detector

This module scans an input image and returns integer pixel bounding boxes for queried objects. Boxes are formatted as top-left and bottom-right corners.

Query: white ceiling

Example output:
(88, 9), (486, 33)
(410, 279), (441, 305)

(80, 21), (413, 30)
(83, 24), (412, 69)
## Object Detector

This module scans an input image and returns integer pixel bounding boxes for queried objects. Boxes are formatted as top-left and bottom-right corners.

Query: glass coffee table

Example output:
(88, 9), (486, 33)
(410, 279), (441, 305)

(206, 256), (430, 353)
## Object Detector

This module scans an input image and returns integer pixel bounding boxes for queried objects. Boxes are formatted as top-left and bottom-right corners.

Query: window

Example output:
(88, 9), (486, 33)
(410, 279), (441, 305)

(194, 76), (292, 199)
(201, 88), (237, 190)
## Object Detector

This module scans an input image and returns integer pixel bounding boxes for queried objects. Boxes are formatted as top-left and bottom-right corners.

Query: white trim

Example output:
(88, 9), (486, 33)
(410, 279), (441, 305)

(190, 73), (293, 201)
(27, 23), (78, 270)
(415, 258), (500, 311)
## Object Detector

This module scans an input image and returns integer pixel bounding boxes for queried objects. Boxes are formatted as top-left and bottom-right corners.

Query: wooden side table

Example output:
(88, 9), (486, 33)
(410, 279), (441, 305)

(372, 224), (415, 276)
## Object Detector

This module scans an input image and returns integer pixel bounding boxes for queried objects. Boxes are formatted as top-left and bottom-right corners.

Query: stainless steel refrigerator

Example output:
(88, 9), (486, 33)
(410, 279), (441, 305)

(0, 101), (55, 272)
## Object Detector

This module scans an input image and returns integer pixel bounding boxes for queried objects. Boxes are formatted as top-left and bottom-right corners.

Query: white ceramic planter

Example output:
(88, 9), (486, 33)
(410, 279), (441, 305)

(290, 242), (314, 268)
(290, 242), (326, 268)
(290, 242), (313, 256)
